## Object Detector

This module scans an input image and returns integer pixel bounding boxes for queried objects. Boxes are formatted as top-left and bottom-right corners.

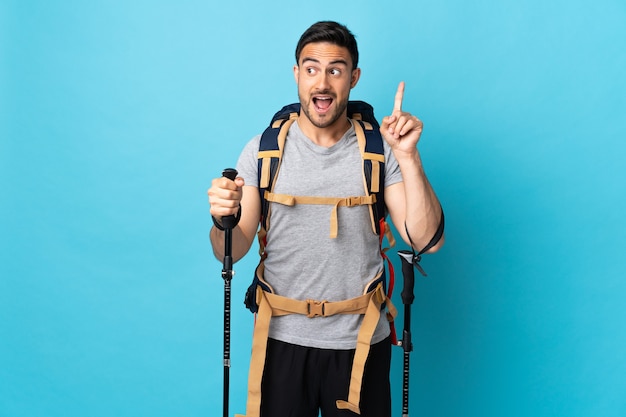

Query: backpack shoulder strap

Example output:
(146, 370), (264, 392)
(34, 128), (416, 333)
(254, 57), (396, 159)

(257, 104), (298, 248)
(349, 102), (396, 338)
(348, 101), (387, 235)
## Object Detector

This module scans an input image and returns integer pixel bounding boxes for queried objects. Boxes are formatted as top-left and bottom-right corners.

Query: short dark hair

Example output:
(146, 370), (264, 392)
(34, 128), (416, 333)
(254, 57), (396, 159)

(295, 21), (359, 70)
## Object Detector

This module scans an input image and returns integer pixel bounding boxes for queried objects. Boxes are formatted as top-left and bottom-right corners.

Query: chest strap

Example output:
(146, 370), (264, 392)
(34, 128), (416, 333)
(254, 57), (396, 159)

(264, 191), (377, 239)
(236, 266), (397, 417)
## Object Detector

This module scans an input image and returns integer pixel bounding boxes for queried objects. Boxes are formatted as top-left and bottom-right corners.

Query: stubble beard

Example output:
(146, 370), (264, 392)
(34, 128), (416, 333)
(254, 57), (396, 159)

(299, 93), (349, 129)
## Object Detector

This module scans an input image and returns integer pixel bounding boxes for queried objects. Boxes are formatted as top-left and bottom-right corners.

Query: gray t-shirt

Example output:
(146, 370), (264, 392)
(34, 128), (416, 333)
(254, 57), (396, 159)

(236, 120), (403, 349)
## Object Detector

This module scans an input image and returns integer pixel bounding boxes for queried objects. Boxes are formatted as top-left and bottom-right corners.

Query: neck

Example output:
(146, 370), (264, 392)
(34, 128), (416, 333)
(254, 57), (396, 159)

(297, 116), (352, 147)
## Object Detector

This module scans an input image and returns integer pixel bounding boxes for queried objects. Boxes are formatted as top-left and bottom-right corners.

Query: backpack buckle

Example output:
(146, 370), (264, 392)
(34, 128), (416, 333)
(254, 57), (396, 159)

(306, 299), (327, 318)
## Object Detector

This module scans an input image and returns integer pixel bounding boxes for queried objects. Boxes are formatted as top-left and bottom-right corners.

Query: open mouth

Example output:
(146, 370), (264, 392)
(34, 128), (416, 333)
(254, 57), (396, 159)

(313, 96), (333, 113)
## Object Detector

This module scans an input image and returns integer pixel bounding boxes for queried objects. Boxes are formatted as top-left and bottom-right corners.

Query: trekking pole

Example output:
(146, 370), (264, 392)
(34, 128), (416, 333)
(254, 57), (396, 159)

(398, 250), (416, 417)
(220, 168), (239, 417)
(396, 211), (444, 416)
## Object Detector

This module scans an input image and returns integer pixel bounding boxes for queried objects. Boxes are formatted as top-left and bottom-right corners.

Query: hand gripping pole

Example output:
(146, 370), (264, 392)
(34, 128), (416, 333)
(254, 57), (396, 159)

(221, 168), (238, 417)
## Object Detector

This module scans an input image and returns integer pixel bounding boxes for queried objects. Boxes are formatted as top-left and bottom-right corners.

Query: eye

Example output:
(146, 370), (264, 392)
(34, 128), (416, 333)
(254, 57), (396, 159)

(306, 67), (317, 75)
(329, 68), (342, 76)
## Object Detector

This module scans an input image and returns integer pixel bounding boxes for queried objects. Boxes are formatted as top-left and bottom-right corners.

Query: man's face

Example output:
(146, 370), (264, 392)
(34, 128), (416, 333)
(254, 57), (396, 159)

(294, 42), (361, 129)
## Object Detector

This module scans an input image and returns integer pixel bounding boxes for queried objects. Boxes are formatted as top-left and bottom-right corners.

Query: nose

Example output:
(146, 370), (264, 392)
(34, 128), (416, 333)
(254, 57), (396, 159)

(316, 72), (330, 90)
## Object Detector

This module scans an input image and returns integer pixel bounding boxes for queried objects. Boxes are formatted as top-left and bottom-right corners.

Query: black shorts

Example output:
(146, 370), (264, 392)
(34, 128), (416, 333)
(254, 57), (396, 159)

(260, 336), (391, 417)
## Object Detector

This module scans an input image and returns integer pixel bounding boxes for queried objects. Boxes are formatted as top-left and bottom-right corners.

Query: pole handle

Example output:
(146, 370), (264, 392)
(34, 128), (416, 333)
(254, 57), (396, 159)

(221, 168), (239, 229)
(222, 168), (237, 181)
(398, 250), (415, 305)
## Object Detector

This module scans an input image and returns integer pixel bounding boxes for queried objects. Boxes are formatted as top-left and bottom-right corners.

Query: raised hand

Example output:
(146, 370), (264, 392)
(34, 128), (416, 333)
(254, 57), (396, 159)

(380, 81), (424, 156)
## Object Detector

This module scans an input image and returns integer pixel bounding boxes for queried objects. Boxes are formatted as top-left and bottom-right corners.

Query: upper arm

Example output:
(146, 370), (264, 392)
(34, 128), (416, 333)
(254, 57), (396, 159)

(237, 184), (261, 248)
(385, 182), (409, 245)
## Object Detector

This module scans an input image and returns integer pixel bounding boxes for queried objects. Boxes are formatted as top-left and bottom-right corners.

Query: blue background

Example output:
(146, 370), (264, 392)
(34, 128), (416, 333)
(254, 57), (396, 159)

(2, 1), (625, 416)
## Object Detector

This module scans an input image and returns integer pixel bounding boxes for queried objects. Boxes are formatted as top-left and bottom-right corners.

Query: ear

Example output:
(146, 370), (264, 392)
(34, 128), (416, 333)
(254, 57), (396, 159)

(293, 64), (299, 84)
(350, 68), (361, 89)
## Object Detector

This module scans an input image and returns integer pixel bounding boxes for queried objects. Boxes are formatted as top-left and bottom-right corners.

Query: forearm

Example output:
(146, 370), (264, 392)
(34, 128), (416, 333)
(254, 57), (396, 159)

(396, 150), (444, 253)
(210, 224), (255, 263)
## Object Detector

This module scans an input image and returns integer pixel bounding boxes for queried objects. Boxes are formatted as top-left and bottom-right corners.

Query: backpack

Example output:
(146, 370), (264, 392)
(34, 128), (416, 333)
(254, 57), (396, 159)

(244, 100), (398, 339)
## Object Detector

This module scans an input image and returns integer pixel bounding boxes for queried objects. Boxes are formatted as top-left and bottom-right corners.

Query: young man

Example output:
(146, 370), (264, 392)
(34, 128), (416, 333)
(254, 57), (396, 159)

(208, 21), (444, 417)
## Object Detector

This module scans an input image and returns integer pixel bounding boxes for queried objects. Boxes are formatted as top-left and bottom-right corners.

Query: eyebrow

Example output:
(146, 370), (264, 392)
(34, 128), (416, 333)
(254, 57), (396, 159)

(301, 57), (349, 67)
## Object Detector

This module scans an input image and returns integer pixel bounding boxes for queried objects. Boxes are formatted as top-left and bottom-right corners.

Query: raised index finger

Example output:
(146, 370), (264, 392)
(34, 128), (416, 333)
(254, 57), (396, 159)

(393, 81), (405, 113)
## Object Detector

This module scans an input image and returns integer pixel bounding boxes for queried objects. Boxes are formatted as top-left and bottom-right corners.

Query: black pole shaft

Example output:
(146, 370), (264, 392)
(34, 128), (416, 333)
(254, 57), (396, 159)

(223, 234), (232, 417)
(402, 307), (412, 417)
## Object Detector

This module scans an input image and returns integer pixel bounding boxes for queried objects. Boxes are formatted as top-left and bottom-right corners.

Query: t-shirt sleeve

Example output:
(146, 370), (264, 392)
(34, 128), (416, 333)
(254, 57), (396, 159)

(383, 141), (403, 187)
(235, 135), (261, 188)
